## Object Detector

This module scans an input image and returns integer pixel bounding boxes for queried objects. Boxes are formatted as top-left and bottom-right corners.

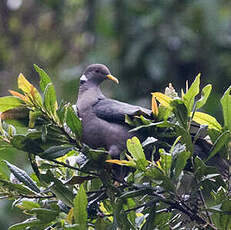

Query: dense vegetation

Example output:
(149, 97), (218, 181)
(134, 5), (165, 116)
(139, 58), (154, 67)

(0, 66), (230, 229)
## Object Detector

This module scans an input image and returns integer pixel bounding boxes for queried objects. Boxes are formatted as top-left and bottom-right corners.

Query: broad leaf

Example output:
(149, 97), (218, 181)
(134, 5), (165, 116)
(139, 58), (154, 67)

(221, 86), (231, 131)
(183, 73), (200, 114)
(8, 219), (45, 230)
(34, 64), (52, 92)
(41, 145), (74, 160)
(127, 137), (148, 170)
(193, 112), (222, 131)
(73, 184), (88, 230)
(196, 84), (212, 109)
(66, 105), (82, 139)
(0, 96), (23, 112)
(18, 73), (42, 106)
(4, 161), (40, 193)
(171, 144), (190, 179)
(40, 170), (74, 207)
(206, 130), (230, 161)
(44, 83), (58, 116)
(152, 92), (173, 107)
(171, 99), (188, 129)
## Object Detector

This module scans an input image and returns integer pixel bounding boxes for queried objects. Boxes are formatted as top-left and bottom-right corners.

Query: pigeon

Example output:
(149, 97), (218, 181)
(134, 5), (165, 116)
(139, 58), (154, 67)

(76, 64), (152, 158)
(76, 64), (228, 178)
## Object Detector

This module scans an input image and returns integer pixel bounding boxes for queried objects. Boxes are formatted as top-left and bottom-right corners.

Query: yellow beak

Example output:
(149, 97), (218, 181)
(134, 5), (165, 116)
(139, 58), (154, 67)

(106, 74), (119, 84)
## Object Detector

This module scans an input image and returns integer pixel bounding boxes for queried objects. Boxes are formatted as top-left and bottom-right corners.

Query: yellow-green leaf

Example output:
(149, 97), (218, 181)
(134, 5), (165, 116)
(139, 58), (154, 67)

(0, 96), (24, 112)
(74, 185), (87, 230)
(106, 159), (136, 167)
(196, 84), (212, 109)
(151, 92), (173, 107)
(18, 73), (42, 106)
(183, 73), (200, 113)
(220, 86), (231, 131)
(192, 112), (222, 131)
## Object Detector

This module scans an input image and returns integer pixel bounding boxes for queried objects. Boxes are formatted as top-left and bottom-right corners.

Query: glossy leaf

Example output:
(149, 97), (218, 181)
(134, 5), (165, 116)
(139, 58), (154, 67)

(192, 112), (222, 131)
(171, 99), (188, 129)
(8, 219), (44, 230)
(41, 145), (74, 160)
(127, 137), (148, 170)
(40, 170), (74, 207)
(152, 92), (173, 107)
(73, 184), (88, 230)
(206, 130), (230, 161)
(18, 200), (40, 210)
(171, 145), (190, 179)
(66, 105), (82, 139)
(34, 64), (51, 92)
(18, 73), (42, 106)
(221, 86), (231, 131)
(196, 84), (212, 109)
(4, 161), (40, 193)
(29, 208), (59, 223)
(0, 96), (23, 112)
(44, 83), (58, 115)
(183, 73), (200, 113)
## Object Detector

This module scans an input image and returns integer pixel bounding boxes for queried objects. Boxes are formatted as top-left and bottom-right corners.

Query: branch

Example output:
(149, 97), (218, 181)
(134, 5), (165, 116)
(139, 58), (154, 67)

(49, 158), (99, 177)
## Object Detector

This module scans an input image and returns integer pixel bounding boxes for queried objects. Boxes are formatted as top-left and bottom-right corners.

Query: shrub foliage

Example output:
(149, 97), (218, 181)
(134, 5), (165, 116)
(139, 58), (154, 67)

(0, 66), (230, 229)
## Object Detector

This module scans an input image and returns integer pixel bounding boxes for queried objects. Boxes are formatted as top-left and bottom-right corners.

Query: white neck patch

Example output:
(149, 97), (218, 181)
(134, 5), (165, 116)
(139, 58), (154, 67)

(80, 74), (87, 83)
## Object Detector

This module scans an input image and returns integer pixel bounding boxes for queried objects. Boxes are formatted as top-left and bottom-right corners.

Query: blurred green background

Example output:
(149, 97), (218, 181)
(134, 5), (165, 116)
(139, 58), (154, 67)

(0, 0), (231, 228)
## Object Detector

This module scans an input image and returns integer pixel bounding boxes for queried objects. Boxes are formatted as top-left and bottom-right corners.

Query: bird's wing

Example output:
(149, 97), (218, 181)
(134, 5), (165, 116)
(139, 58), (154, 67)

(93, 98), (152, 124)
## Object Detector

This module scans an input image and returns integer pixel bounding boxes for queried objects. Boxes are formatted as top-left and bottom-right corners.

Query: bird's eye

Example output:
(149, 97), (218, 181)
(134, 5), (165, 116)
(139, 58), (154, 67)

(95, 69), (99, 73)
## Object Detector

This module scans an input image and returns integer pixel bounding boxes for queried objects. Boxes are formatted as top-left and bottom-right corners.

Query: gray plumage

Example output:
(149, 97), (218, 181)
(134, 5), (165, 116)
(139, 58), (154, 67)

(76, 64), (151, 157)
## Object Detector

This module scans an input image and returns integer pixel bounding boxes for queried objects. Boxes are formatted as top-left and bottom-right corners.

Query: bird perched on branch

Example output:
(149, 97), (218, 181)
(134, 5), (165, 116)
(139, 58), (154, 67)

(76, 64), (228, 179)
(76, 64), (152, 160)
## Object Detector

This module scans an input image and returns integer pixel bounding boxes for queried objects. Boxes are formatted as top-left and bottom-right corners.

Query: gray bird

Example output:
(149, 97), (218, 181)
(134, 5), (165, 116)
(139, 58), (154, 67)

(76, 64), (152, 158)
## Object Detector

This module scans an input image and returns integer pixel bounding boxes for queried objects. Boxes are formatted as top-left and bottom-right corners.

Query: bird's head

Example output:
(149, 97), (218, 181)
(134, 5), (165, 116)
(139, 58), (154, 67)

(80, 64), (119, 86)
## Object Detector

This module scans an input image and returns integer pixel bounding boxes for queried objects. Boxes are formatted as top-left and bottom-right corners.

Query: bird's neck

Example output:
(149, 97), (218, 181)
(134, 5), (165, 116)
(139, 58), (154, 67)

(77, 84), (105, 113)
(78, 83), (104, 97)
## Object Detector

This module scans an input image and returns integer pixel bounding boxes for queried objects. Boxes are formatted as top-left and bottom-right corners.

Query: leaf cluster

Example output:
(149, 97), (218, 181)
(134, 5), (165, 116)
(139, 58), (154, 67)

(0, 68), (230, 229)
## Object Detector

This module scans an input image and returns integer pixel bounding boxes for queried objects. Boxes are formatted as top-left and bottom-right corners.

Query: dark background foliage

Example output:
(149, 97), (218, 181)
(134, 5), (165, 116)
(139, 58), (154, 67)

(0, 0), (231, 228)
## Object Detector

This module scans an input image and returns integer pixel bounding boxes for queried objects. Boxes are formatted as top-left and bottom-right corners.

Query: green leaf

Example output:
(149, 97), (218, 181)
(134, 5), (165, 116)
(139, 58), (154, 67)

(127, 137), (148, 170)
(221, 86), (231, 131)
(41, 145), (74, 160)
(0, 178), (37, 195)
(11, 134), (43, 153)
(206, 130), (230, 161)
(4, 161), (40, 193)
(171, 99), (188, 129)
(40, 170), (74, 207)
(171, 144), (191, 179)
(0, 96), (23, 112)
(196, 84), (212, 109)
(34, 64), (51, 93)
(66, 105), (82, 139)
(192, 112), (222, 131)
(8, 219), (44, 230)
(44, 83), (57, 116)
(29, 208), (59, 223)
(183, 73), (200, 114)
(19, 200), (40, 210)
(145, 166), (175, 192)
(74, 184), (88, 230)
(159, 150), (172, 176)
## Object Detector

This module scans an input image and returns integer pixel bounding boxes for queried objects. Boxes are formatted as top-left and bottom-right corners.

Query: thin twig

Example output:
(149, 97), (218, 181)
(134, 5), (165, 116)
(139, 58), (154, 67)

(199, 189), (213, 225)
(18, 194), (55, 199)
(49, 158), (99, 177)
